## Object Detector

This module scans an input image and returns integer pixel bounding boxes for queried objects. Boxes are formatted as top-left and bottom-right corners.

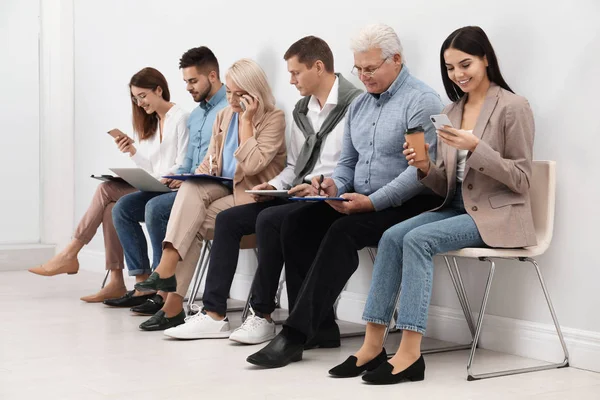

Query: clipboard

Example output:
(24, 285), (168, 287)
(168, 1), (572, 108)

(90, 174), (126, 183)
(245, 190), (291, 198)
(163, 174), (233, 183)
(289, 196), (349, 202)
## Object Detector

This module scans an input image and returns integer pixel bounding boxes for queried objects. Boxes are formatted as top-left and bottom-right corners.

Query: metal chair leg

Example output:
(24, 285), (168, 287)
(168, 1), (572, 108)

(241, 249), (260, 322)
(186, 240), (211, 313)
(101, 270), (110, 289)
(466, 257), (569, 381)
(274, 269), (286, 308)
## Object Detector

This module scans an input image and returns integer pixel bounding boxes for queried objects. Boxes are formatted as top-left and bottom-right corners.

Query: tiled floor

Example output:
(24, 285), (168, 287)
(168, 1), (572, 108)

(2, 270), (599, 399)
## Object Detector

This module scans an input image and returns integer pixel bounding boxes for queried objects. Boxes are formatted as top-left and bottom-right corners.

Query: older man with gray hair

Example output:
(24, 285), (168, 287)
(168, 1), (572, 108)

(247, 23), (444, 368)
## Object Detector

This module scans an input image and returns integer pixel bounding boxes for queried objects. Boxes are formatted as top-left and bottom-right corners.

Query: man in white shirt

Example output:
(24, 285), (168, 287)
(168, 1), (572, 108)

(162, 36), (362, 341)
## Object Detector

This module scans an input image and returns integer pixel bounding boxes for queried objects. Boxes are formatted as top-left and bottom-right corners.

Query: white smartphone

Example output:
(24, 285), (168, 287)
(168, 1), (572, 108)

(429, 114), (454, 132)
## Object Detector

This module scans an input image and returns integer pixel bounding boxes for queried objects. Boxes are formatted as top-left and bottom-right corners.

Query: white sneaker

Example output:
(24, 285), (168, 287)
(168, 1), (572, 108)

(229, 310), (276, 345)
(164, 305), (231, 340)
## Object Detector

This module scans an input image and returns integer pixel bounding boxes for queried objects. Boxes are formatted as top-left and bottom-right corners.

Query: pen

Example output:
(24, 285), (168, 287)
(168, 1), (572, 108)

(318, 174), (324, 196)
(209, 154), (213, 176)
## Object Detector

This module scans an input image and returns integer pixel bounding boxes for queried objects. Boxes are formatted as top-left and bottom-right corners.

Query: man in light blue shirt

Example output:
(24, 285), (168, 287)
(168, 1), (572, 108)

(248, 24), (445, 368)
(108, 47), (227, 314)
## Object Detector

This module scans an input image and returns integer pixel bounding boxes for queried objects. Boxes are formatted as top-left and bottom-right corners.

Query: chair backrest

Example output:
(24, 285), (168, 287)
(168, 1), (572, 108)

(529, 160), (556, 250)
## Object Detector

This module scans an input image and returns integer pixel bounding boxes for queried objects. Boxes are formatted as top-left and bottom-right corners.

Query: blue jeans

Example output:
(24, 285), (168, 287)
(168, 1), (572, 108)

(362, 186), (485, 334)
(112, 191), (177, 276)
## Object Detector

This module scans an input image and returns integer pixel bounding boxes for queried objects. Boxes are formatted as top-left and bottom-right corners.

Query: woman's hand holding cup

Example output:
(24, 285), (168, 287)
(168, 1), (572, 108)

(403, 142), (431, 175)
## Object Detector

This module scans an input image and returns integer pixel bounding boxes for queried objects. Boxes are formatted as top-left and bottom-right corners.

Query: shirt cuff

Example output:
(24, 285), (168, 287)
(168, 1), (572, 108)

(368, 190), (391, 212)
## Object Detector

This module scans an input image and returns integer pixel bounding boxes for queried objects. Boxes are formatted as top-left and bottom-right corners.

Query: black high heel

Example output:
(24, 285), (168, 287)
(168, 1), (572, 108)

(362, 355), (425, 385)
(328, 348), (387, 378)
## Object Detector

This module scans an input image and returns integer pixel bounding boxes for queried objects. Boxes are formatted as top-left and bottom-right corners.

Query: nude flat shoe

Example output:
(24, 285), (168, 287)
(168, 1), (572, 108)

(28, 259), (80, 276)
(80, 285), (127, 303)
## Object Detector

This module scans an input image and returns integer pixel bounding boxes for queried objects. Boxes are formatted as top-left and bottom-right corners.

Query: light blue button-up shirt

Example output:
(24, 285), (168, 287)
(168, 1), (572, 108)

(221, 113), (239, 179)
(177, 85), (228, 174)
(332, 66), (443, 211)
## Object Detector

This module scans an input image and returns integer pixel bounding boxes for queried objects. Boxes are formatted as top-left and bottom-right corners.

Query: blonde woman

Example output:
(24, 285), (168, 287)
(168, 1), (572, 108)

(134, 59), (287, 332)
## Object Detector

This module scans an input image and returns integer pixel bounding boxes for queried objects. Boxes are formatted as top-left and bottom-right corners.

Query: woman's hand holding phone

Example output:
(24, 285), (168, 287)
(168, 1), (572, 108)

(404, 142), (431, 175)
(437, 127), (480, 152)
(116, 134), (136, 156)
(239, 94), (258, 122)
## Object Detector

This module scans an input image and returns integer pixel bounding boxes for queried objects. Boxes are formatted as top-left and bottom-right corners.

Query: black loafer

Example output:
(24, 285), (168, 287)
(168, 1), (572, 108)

(103, 290), (154, 307)
(134, 272), (177, 293)
(130, 294), (165, 315)
(139, 310), (186, 331)
(362, 355), (425, 385)
(305, 323), (341, 350)
(329, 348), (387, 378)
(246, 332), (304, 368)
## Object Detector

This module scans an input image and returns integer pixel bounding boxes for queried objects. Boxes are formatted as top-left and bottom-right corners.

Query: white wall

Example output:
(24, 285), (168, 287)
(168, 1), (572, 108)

(65, 0), (600, 368)
(0, 0), (40, 243)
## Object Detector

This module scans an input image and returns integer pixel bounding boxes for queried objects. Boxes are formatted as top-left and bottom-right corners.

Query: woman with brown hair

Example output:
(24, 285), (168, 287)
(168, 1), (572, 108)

(29, 67), (189, 303)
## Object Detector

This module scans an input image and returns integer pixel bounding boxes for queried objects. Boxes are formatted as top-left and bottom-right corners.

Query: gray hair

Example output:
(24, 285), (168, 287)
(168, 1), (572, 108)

(350, 23), (404, 63)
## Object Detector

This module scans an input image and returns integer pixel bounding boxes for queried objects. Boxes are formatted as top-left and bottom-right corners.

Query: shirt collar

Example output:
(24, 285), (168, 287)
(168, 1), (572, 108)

(200, 85), (227, 111)
(307, 76), (339, 112)
(370, 64), (410, 101)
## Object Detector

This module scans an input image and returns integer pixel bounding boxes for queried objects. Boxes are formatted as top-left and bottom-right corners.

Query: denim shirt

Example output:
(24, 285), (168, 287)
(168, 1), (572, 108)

(176, 85), (228, 174)
(332, 66), (443, 211)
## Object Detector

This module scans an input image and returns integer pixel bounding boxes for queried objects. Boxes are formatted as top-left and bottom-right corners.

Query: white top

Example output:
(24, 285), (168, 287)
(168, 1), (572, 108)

(130, 104), (190, 179)
(269, 77), (346, 189)
(456, 130), (472, 182)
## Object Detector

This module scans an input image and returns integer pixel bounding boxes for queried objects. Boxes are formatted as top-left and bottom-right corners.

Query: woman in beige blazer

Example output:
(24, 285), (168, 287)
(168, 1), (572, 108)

(134, 59), (286, 331)
(329, 26), (536, 384)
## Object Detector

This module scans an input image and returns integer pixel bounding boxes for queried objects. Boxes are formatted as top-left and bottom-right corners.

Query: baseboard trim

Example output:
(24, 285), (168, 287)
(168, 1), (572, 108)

(0, 243), (55, 271)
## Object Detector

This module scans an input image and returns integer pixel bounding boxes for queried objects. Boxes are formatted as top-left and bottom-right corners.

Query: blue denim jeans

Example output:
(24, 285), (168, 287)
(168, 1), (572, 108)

(362, 186), (485, 334)
(112, 191), (177, 276)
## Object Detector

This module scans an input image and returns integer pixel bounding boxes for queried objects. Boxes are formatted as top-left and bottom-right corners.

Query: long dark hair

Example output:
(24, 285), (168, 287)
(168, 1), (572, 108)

(129, 67), (170, 140)
(440, 26), (513, 102)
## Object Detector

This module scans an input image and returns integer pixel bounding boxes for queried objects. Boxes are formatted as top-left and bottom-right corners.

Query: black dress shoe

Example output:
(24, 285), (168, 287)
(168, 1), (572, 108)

(103, 290), (154, 307)
(134, 272), (177, 293)
(304, 323), (341, 350)
(139, 310), (186, 331)
(362, 355), (425, 385)
(246, 332), (304, 368)
(130, 294), (165, 315)
(329, 348), (387, 378)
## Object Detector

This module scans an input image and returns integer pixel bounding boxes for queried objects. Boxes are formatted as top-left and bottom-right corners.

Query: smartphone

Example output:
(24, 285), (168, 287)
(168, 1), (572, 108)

(429, 114), (454, 132)
(239, 100), (247, 111)
(107, 128), (132, 143)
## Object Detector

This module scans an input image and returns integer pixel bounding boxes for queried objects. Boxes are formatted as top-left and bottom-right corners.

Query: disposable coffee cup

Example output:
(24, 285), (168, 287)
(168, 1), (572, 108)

(405, 126), (427, 162)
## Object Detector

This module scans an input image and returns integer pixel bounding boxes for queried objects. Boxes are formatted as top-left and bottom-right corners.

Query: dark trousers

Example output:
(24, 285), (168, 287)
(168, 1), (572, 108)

(280, 195), (443, 341)
(202, 199), (309, 315)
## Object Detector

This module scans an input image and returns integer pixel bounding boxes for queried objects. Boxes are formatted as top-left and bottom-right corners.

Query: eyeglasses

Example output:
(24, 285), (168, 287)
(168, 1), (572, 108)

(131, 92), (148, 105)
(351, 57), (390, 78)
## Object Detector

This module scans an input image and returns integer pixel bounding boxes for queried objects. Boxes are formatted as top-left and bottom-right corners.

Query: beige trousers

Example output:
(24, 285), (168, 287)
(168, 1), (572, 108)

(163, 180), (235, 297)
(73, 181), (136, 270)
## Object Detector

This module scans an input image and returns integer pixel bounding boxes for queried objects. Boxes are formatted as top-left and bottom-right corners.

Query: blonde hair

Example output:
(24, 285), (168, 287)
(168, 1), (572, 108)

(226, 58), (276, 119)
(350, 23), (405, 64)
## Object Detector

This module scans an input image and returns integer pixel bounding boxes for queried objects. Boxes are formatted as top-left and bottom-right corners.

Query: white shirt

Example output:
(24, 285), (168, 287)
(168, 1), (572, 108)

(269, 77), (346, 189)
(456, 130), (472, 182)
(130, 103), (190, 178)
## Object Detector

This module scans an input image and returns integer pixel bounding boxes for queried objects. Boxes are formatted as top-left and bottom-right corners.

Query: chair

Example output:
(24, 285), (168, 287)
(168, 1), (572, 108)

(186, 231), (258, 314)
(437, 160), (568, 380)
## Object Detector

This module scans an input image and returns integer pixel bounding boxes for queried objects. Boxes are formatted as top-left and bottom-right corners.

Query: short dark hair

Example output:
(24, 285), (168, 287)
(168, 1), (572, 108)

(179, 46), (220, 77)
(283, 36), (334, 73)
(440, 26), (513, 102)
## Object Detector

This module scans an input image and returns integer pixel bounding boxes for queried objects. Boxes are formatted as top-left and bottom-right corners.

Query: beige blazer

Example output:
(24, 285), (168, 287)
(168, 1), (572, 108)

(197, 106), (286, 205)
(420, 84), (537, 248)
